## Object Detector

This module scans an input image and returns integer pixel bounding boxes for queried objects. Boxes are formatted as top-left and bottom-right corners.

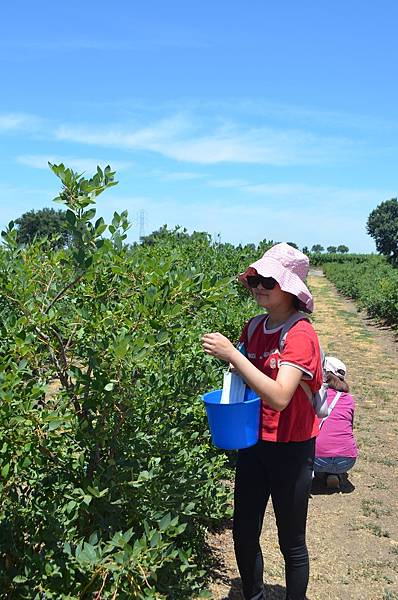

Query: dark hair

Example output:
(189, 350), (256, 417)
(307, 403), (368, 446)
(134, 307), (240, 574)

(326, 372), (349, 393)
(291, 294), (311, 313)
(293, 296), (301, 310)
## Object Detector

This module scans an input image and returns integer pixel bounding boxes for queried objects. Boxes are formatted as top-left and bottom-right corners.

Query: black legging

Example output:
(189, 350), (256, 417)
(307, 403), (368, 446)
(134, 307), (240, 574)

(233, 438), (315, 600)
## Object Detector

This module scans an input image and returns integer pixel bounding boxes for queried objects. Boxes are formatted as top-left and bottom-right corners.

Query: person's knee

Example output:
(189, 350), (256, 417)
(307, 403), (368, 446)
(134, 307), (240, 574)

(278, 536), (308, 564)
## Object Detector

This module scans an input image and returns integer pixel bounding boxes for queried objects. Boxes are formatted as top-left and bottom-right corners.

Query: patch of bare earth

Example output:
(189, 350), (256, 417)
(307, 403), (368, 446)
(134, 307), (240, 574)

(206, 273), (398, 600)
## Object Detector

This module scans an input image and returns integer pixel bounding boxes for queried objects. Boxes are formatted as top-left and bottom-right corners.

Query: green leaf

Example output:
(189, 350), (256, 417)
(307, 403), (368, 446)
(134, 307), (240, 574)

(48, 419), (64, 431)
(65, 210), (76, 225)
(113, 337), (129, 360)
(159, 513), (172, 531)
(123, 527), (134, 543)
(89, 532), (99, 545)
(78, 542), (97, 563)
(65, 500), (77, 513)
(150, 531), (160, 547)
(1, 463), (10, 478)
(84, 208), (96, 221)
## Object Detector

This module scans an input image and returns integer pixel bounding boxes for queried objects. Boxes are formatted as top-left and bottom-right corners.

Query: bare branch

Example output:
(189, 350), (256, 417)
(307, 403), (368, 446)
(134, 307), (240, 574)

(44, 273), (83, 315)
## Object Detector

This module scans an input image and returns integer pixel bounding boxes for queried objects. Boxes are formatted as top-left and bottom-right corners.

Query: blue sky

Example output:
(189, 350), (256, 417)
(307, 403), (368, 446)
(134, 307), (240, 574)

(1, 1), (398, 251)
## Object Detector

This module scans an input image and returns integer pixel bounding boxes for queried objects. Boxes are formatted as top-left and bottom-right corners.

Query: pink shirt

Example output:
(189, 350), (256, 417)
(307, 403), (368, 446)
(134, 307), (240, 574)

(315, 388), (358, 458)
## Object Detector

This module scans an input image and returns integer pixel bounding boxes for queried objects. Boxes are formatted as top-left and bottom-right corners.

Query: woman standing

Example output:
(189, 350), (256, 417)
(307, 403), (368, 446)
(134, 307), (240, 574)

(203, 243), (322, 600)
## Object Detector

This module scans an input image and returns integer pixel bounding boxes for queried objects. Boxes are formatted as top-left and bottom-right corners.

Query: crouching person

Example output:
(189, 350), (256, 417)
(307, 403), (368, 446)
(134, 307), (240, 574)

(314, 356), (358, 490)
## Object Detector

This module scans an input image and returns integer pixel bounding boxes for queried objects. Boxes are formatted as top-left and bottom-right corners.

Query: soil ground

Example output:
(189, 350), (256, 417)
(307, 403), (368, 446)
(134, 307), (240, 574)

(206, 272), (398, 600)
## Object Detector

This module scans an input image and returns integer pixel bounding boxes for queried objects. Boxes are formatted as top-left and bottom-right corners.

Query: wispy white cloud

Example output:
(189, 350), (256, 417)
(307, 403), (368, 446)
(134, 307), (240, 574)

(55, 114), (190, 147)
(243, 182), (393, 209)
(184, 98), (398, 135)
(55, 114), (356, 166)
(208, 178), (249, 188)
(155, 170), (208, 182)
(206, 179), (394, 209)
(16, 154), (133, 173)
(0, 183), (52, 196)
(0, 112), (41, 131)
(0, 184), (54, 226)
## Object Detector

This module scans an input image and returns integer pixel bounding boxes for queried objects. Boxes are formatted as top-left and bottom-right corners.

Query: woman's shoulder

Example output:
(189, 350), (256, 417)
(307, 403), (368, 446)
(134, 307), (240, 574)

(288, 317), (319, 340)
(328, 389), (355, 405)
(341, 391), (355, 405)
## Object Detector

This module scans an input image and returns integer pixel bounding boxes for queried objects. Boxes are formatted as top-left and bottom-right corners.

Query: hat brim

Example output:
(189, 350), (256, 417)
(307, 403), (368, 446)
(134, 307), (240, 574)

(238, 257), (314, 313)
(325, 356), (347, 379)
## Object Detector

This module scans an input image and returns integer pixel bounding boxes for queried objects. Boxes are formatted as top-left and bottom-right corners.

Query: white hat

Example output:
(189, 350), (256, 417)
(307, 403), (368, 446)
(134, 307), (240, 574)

(325, 356), (347, 380)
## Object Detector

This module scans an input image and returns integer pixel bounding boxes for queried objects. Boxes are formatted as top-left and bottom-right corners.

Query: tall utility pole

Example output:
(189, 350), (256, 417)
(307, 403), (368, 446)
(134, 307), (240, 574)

(139, 210), (145, 243)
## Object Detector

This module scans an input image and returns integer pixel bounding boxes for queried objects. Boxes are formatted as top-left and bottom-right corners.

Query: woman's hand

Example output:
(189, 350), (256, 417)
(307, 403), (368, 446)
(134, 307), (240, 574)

(202, 332), (235, 363)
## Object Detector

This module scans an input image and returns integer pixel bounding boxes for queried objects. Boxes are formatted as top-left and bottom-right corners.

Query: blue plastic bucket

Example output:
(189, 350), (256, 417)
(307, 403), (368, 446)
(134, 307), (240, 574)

(202, 387), (260, 450)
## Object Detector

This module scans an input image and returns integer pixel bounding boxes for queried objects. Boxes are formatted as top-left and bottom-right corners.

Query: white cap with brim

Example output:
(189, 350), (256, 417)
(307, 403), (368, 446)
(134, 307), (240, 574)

(324, 356), (347, 380)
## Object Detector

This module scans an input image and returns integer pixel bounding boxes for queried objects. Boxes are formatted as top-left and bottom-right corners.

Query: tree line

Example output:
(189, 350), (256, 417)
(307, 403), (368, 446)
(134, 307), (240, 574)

(8, 192), (398, 266)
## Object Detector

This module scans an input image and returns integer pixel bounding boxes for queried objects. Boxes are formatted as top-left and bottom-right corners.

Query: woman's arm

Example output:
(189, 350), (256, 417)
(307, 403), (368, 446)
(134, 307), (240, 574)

(202, 332), (303, 412)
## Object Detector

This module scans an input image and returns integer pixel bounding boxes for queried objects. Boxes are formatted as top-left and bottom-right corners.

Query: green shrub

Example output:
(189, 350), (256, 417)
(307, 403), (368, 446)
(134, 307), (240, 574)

(0, 165), (263, 599)
(323, 257), (398, 326)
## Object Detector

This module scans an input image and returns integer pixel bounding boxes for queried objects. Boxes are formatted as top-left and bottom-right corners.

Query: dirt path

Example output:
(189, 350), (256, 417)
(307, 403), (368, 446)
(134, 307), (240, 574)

(207, 273), (398, 600)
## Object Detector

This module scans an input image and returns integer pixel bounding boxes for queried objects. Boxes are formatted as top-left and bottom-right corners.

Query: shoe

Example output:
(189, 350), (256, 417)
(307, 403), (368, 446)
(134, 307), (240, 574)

(326, 474), (340, 489)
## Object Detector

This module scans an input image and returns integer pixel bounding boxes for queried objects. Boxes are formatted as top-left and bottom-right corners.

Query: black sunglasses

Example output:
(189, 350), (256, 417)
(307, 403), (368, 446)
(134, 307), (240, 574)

(246, 275), (278, 290)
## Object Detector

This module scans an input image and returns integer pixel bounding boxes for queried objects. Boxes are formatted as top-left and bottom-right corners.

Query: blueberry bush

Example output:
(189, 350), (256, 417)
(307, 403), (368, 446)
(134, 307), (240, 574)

(0, 165), (266, 599)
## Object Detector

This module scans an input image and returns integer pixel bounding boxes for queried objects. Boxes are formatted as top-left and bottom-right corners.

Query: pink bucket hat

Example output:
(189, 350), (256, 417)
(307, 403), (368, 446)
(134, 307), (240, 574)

(239, 242), (314, 313)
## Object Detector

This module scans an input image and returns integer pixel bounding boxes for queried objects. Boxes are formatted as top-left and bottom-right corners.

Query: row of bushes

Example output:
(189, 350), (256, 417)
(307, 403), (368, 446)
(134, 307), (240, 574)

(309, 252), (375, 266)
(322, 256), (398, 326)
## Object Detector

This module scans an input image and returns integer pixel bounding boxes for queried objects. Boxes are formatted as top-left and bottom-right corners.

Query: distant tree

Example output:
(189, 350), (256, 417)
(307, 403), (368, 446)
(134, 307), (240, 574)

(327, 246), (337, 253)
(244, 243), (256, 252)
(257, 239), (274, 254)
(140, 225), (185, 245)
(286, 241), (299, 249)
(311, 244), (324, 253)
(140, 225), (211, 246)
(336, 245), (349, 253)
(15, 208), (70, 248)
(301, 246), (309, 255)
(367, 198), (398, 264)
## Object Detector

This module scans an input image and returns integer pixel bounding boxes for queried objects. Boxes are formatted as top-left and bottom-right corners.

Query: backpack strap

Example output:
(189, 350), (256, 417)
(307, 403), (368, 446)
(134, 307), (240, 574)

(246, 314), (267, 345)
(277, 312), (315, 403)
(278, 312), (310, 352)
(319, 391), (342, 429)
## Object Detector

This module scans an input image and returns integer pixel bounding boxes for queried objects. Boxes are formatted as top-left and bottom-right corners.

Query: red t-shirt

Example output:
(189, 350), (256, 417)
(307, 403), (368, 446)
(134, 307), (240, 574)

(240, 315), (323, 442)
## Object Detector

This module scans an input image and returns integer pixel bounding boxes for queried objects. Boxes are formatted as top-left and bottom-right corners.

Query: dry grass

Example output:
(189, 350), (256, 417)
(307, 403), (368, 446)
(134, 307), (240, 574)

(207, 273), (398, 600)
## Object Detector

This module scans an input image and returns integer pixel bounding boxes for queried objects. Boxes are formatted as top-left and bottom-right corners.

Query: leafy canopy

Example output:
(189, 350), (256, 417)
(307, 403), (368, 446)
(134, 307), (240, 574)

(14, 207), (71, 248)
(367, 198), (398, 264)
(311, 244), (324, 253)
